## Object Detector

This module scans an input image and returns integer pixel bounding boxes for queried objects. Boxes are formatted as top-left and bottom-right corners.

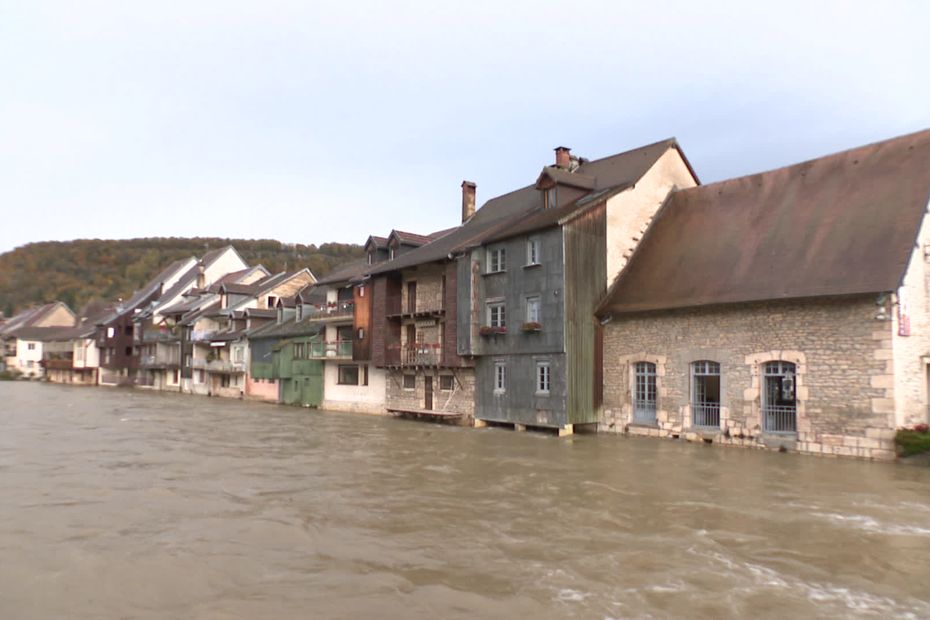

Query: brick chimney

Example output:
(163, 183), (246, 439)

(461, 180), (476, 223)
(555, 146), (571, 168)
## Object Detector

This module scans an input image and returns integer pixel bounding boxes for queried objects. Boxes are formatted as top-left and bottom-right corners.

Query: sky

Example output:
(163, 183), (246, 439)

(1, 1), (929, 254)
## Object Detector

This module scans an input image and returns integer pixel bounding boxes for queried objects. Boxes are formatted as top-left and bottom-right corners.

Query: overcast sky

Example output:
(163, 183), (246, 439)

(1, 1), (928, 254)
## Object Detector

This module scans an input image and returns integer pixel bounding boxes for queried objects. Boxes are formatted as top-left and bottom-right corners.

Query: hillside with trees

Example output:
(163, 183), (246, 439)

(0, 237), (365, 316)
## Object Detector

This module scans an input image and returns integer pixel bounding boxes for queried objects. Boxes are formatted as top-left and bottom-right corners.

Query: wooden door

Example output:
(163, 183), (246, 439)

(424, 376), (433, 410)
(407, 281), (417, 314)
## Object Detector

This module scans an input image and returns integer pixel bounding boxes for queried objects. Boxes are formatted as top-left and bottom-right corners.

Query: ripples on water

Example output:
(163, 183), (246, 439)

(1, 382), (929, 619)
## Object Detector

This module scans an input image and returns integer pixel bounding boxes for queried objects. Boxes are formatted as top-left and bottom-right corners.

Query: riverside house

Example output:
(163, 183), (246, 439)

(455, 141), (698, 435)
(1, 302), (78, 378)
(595, 129), (930, 460)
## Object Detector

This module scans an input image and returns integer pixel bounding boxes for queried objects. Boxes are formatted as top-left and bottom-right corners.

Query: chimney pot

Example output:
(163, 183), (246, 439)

(554, 146), (571, 168)
(461, 180), (477, 223)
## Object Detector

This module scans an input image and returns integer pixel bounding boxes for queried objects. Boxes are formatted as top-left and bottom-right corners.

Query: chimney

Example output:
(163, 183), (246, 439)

(196, 261), (206, 288)
(555, 146), (571, 168)
(461, 180), (476, 223)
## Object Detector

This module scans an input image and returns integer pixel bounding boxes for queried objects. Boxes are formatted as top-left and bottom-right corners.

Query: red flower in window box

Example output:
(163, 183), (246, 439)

(521, 321), (542, 332)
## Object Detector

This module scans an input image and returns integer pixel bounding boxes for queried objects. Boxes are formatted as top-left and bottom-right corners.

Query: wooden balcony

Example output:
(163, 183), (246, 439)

(386, 343), (442, 368)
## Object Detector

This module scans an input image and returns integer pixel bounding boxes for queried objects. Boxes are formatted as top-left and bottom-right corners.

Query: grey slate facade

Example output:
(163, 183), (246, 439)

(459, 227), (571, 426)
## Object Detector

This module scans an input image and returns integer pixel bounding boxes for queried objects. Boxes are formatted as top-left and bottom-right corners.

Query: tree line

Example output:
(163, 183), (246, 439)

(0, 237), (365, 317)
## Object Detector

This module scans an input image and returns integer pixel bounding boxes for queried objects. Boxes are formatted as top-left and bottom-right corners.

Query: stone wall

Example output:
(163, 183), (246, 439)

(402, 264), (445, 313)
(600, 296), (897, 460)
(892, 202), (930, 427)
(385, 368), (475, 419)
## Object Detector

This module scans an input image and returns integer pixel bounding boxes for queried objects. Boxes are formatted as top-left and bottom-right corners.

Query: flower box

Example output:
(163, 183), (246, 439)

(479, 326), (508, 336)
(521, 322), (543, 332)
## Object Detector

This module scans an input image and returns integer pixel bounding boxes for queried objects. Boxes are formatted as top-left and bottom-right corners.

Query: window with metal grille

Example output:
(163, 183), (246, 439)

(634, 362), (657, 424)
(762, 361), (797, 433)
(691, 360), (721, 428)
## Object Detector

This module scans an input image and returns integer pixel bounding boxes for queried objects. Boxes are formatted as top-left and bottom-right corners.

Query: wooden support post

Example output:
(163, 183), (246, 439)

(473, 419), (488, 428)
(514, 423), (526, 432)
(559, 424), (574, 437)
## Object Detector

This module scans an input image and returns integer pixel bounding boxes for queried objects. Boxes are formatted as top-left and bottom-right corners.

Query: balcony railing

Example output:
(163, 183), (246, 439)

(308, 340), (353, 359)
(387, 343), (442, 367)
(633, 399), (657, 424)
(304, 302), (354, 322)
(692, 403), (720, 429)
(141, 328), (179, 343)
(763, 405), (797, 433)
(140, 352), (181, 368)
(44, 358), (74, 370)
(206, 359), (246, 373)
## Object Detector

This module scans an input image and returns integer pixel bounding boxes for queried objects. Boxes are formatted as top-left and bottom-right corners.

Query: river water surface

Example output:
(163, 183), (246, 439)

(1, 382), (929, 619)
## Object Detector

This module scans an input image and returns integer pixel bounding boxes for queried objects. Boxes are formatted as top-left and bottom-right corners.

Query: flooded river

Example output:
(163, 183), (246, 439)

(1, 382), (929, 619)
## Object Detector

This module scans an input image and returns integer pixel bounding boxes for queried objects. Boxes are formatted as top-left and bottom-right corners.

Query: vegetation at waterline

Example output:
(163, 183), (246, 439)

(895, 425), (930, 457)
(0, 238), (365, 316)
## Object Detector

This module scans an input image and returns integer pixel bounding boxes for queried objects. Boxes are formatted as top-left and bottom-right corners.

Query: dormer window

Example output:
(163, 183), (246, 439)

(267, 295), (276, 309)
(389, 247), (396, 260)
(546, 186), (557, 209)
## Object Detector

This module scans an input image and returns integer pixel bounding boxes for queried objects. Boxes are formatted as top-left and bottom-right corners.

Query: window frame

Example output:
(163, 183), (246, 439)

(402, 373), (416, 390)
(525, 295), (541, 323)
(633, 361), (657, 424)
(487, 302), (506, 329)
(487, 247), (507, 273)
(536, 361), (551, 395)
(761, 361), (798, 433)
(338, 364), (360, 386)
(527, 238), (541, 265)
(690, 360), (721, 428)
(494, 361), (506, 393)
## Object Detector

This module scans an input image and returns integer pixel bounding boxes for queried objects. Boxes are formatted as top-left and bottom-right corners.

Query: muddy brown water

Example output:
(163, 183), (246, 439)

(1, 382), (929, 619)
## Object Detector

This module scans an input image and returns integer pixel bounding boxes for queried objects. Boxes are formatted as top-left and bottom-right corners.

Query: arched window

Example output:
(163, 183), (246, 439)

(633, 362), (657, 423)
(762, 361), (797, 432)
(691, 360), (721, 428)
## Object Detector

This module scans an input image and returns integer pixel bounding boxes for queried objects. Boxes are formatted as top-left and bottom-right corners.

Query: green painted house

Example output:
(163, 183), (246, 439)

(249, 300), (324, 407)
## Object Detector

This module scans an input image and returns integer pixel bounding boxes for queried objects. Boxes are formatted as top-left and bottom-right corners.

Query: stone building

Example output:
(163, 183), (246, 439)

(595, 129), (930, 460)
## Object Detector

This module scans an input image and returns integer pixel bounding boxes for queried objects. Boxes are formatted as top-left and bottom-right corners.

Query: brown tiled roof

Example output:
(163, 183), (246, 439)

(390, 230), (433, 246)
(456, 138), (685, 249)
(313, 259), (370, 286)
(365, 235), (389, 250)
(598, 128), (930, 315)
(537, 166), (596, 189)
(0, 302), (76, 337)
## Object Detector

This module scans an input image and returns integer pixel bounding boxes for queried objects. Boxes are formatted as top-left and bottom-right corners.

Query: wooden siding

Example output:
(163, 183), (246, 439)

(564, 203), (607, 425)
(441, 261), (465, 367)
(353, 282), (372, 361)
(370, 275), (402, 367)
